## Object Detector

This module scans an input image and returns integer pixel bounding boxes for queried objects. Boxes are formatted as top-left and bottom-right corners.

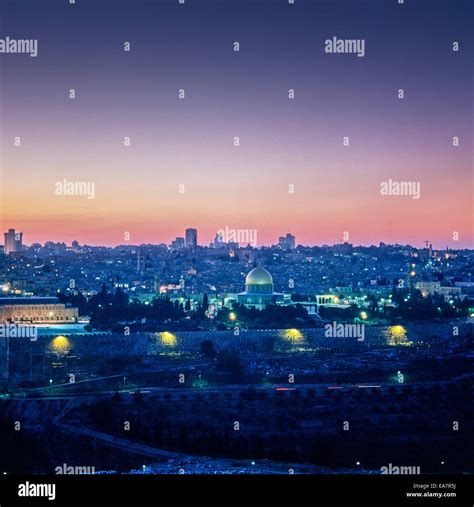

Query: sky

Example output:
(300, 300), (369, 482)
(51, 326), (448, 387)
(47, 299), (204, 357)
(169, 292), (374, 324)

(0, 0), (472, 248)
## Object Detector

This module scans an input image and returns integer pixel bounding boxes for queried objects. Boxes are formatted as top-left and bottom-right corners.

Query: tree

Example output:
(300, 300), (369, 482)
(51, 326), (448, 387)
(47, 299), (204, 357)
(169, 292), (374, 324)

(200, 339), (216, 358)
(217, 349), (243, 374)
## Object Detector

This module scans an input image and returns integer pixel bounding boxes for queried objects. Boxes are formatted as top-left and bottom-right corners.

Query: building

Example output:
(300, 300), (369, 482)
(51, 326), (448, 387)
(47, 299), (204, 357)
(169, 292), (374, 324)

(0, 297), (78, 324)
(4, 228), (23, 254)
(333, 242), (353, 254)
(414, 281), (462, 301)
(185, 228), (198, 248)
(211, 233), (225, 249)
(171, 237), (185, 250)
(278, 233), (295, 251)
(238, 267), (283, 310)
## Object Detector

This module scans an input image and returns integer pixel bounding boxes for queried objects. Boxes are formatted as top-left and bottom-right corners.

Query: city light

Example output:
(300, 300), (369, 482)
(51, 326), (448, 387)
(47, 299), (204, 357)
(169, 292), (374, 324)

(229, 312), (237, 321)
(360, 311), (368, 320)
(387, 325), (409, 346)
(391, 325), (405, 336)
(51, 335), (70, 353)
(161, 331), (177, 347)
(281, 328), (304, 343)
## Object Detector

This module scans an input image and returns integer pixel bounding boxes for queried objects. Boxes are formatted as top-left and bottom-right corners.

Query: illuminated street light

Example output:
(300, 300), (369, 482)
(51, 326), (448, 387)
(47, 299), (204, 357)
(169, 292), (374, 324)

(51, 335), (70, 354)
(161, 331), (177, 347)
(281, 329), (303, 344)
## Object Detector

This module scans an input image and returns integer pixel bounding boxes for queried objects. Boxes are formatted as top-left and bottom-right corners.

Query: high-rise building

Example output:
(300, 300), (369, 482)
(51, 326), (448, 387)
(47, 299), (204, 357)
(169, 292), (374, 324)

(185, 228), (198, 248)
(171, 237), (185, 250)
(278, 233), (295, 251)
(211, 233), (225, 249)
(4, 228), (23, 254)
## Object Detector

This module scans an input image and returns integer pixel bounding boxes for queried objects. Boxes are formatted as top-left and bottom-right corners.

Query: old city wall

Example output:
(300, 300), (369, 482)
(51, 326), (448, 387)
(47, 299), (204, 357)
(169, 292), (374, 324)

(1, 321), (471, 384)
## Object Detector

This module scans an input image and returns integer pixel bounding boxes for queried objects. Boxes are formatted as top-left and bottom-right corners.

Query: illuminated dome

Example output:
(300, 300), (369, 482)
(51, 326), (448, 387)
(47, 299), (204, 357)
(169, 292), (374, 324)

(245, 267), (273, 286)
(244, 267), (274, 294)
(239, 266), (281, 309)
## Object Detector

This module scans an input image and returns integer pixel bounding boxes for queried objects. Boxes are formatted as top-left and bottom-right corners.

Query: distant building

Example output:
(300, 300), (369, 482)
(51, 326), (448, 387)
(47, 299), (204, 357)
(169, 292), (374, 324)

(238, 267), (283, 310)
(0, 297), (78, 324)
(185, 228), (198, 248)
(171, 237), (185, 250)
(211, 233), (225, 249)
(414, 281), (462, 301)
(333, 242), (353, 254)
(4, 229), (23, 254)
(278, 233), (295, 251)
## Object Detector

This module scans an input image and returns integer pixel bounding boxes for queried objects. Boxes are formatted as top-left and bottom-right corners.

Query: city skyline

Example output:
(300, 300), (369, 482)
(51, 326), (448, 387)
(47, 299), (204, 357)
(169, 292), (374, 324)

(2, 226), (472, 251)
(1, 0), (472, 249)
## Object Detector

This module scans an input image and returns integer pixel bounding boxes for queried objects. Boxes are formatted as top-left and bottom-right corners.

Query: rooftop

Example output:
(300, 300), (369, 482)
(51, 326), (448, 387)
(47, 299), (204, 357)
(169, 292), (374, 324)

(0, 297), (60, 306)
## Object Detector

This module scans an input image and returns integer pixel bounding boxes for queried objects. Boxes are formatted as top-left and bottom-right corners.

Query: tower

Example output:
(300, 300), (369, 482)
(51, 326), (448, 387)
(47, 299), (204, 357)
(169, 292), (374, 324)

(4, 229), (23, 254)
(185, 228), (197, 248)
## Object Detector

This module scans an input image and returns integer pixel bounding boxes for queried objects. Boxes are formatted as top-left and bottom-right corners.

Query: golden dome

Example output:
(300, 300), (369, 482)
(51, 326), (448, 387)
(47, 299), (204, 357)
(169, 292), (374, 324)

(245, 267), (273, 286)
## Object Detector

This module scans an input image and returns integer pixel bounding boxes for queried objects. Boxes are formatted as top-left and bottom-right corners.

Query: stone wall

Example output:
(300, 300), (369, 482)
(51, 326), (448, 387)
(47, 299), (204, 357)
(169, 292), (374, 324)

(2, 321), (472, 384)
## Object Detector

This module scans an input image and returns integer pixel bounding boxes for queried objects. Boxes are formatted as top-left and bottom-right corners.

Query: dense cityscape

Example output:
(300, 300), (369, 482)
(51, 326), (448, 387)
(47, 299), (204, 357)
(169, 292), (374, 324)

(0, 228), (473, 475)
(2, 227), (473, 329)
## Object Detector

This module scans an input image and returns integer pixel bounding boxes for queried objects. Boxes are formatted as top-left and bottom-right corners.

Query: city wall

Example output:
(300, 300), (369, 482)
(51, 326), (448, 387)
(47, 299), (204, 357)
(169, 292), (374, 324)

(0, 321), (471, 385)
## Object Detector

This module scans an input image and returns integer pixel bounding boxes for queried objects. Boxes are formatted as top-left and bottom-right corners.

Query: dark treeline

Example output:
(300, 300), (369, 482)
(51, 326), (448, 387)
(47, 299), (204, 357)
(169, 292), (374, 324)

(58, 285), (191, 332)
(58, 284), (472, 332)
(215, 302), (317, 330)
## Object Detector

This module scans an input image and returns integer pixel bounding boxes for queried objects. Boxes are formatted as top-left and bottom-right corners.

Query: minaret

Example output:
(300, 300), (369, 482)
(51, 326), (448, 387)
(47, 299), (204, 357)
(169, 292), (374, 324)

(137, 250), (143, 274)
